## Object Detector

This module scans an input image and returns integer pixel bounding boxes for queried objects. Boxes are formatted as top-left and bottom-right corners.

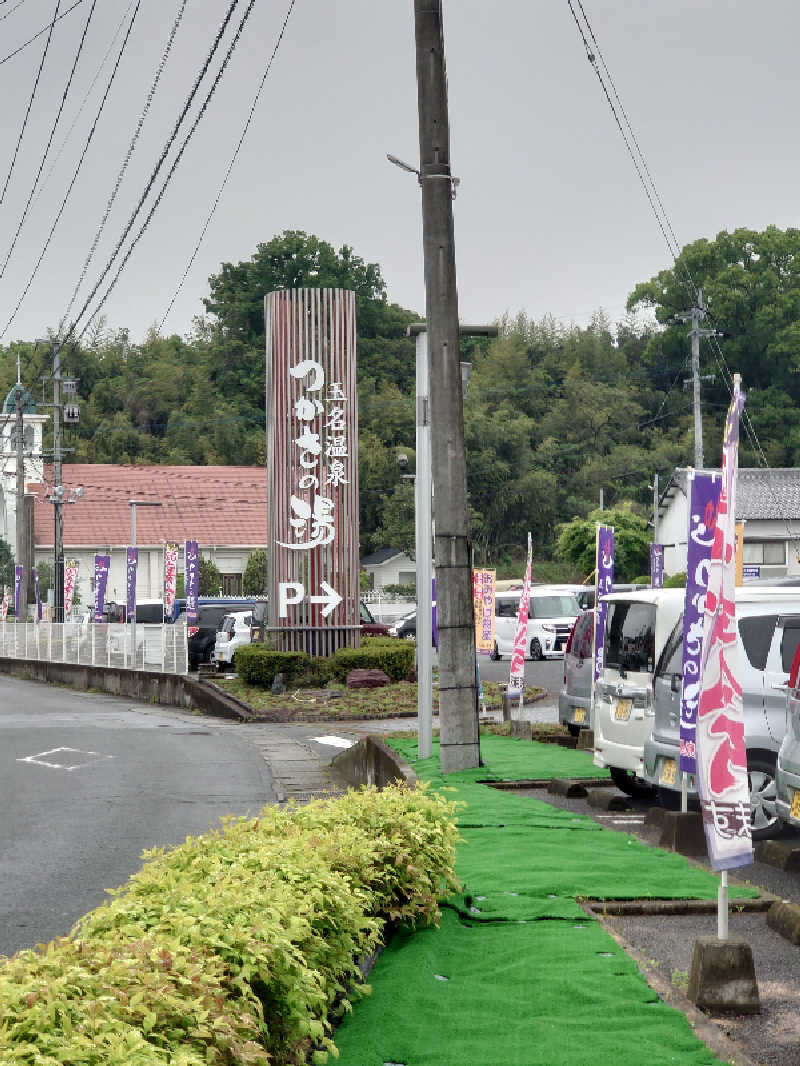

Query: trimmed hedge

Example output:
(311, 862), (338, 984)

(0, 785), (459, 1066)
(236, 640), (415, 688)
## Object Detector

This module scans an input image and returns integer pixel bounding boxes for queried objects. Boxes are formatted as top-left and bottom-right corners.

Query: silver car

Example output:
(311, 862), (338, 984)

(557, 610), (594, 735)
(775, 627), (800, 828)
(642, 587), (800, 839)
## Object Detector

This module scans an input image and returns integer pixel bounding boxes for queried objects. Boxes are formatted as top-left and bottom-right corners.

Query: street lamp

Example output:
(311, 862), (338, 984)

(128, 499), (162, 664)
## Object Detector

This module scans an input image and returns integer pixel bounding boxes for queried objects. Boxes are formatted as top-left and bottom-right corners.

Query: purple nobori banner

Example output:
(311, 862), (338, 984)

(93, 555), (111, 623)
(14, 565), (23, 619)
(593, 526), (615, 682)
(697, 379), (752, 871)
(185, 540), (199, 625)
(650, 544), (664, 589)
(33, 568), (41, 622)
(679, 473), (722, 774)
(126, 548), (138, 620)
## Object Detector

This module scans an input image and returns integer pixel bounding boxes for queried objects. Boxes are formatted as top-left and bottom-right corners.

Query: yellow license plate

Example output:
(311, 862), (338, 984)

(791, 790), (800, 821)
(573, 707), (585, 724)
(614, 698), (632, 721)
(660, 759), (677, 786)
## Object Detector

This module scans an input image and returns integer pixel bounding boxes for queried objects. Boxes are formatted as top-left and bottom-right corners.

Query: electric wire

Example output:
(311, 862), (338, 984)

(0, 0), (62, 206)
(0, 0), (83, 67)
(159, 0), (297, 332)
(33, 0), (136, 208)
(58, 0), (190, 334)
(0, 0), (99, 281)
(0, 0), (31, 23)
(0, 1), (142, 342)
(61, 0), (244, 344)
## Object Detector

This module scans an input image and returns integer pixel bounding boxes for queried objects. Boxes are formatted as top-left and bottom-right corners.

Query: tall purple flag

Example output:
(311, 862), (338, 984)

(33, 568), (41, 622)
(679, 472), (722, 774)
(697, 377), (752, 870)
(14, 565), (23, 619)
(93, 554), (111, 623)
(126, 548), (138, 621)
(185, 540), (199, 625)
(650, 544), (664, 589)
(593, 526), (615, 681)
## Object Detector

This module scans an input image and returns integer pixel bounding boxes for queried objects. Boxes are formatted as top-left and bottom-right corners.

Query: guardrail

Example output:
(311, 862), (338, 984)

(0, 622), (188, 675)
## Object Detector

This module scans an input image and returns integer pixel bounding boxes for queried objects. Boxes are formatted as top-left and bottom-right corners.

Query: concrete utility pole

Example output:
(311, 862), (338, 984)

(14, 388), (24, 620)
(52, 342), (65, 622)
(678, 290), (716, 470)
(413, 0), (477, 772)
(653, 472), (659, 545)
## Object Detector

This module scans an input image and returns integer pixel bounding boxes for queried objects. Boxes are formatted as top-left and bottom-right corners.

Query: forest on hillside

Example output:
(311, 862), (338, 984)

(3, 226), (800, 575)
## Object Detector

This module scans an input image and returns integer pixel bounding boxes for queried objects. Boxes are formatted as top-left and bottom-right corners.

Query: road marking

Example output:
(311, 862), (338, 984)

(312, 735), (356, 749)
(17, 747), (114, 771)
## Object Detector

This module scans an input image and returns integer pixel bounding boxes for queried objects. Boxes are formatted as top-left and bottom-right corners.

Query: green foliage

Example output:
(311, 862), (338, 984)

(0, 537), (13, 586)
(237, 640), (415, 687)
(34, 560), (53, 600)
(198, 556), (222, 596)
(0, 787), (459, 1065)
(236, 645), (310, 686)
(243, 549), (268, 595)
(664, 571), (687, 588)
(555, 506), (652, 583)
(330, 640), (415, 683)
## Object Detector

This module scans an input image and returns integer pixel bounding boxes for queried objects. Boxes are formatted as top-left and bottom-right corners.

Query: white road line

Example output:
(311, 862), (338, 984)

(312, 735), (356, 749)
(17, 747), (114, 771)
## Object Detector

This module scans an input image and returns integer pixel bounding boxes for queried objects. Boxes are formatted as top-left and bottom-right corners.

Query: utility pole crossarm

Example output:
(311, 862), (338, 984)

(675, 289), (717, 471)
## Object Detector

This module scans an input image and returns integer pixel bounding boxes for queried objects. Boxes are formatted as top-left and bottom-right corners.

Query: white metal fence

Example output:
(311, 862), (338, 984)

(0, 622), (188, 675)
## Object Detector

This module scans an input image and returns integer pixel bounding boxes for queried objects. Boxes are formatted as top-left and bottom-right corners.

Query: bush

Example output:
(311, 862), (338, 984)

(330, 641), (415, 683)
(664, 571), (687, 588)
(236, 640), (415, 688)
(236, 645), (309, 686)
(0, 787), (459, 1066)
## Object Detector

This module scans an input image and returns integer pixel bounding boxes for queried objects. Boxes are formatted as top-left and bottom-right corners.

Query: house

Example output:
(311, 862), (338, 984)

(360, 548), (418, 590)
(657, 467), (800, 580)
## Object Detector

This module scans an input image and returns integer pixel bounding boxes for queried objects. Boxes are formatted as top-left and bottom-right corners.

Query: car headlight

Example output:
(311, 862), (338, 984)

(541, 624), (556, 633)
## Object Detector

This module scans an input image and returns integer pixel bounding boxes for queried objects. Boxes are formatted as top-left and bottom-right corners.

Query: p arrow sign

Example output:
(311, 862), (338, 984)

(278, 581), (343, 619)
(309, 580), (343, 618)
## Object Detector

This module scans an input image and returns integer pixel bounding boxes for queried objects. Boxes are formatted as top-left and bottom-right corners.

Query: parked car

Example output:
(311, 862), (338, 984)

(214, 610), (255, 670)
(643, 587), (800, 839)
(592, 588), (685, 796)
(178, 601), (254, 670)
(776, 628), (800, 829)
(388, 610), (416, 639)
(490, 588), (579, 661)
(557, 610), (594, 735)
(360, 600), (390, 636)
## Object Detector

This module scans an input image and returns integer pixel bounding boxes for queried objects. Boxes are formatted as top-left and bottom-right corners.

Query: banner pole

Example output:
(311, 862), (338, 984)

(681, 772), (688, 814)
(718, 870), (729, 940)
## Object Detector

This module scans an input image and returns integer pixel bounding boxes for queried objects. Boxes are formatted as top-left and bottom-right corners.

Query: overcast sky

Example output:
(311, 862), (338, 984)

(0, 0), (798, 346)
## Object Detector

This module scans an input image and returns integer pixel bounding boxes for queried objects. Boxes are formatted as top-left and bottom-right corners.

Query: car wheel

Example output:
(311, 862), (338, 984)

(530, 638), (543, 661)
(748, 755), (781, 840)
(404, 632), (416, 641)
(657, 786), (681, 811)
(490, 642), (501, 661)
(567, 723), (582, 738)
(610, 766), (655, 799)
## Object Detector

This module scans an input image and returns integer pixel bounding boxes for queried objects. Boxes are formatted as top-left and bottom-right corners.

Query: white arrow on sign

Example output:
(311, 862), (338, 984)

(308, 580), (342, 618)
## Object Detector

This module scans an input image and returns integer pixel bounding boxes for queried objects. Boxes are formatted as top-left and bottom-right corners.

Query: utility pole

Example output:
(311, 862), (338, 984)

(52, 341), (64, 622)
(678, 290), (716, 470)
(413, 0), (477, 772)
(15, 386), (24, 620)
(653, 472), (659, 545)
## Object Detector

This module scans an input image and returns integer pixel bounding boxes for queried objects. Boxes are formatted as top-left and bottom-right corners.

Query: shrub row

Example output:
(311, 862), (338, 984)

(0, 785), (460, 1066)
(236, 638), (415, 688)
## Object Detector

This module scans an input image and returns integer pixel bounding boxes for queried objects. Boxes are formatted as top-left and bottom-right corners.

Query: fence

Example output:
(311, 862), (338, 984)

(0, 622), (188, 675)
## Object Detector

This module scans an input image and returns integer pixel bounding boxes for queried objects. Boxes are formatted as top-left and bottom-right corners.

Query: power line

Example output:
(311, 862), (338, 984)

(0, 0), (62, 206)
(0, 0), (83, 67)
(0, 1), (142, 342)
(0, 0), (99, 280)
(159, 0), (297, 333)
(58, 0), (190, 333)
(0, 0), (32, 22)
(62, 0), (244, 344)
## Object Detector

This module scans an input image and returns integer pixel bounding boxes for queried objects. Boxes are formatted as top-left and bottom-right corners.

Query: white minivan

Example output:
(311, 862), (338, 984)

(490, 588), (580, 661)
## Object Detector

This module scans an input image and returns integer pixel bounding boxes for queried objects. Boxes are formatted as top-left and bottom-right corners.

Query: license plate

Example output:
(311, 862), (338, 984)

(792, 790), (800, 821)
(573, 707), (585, 724)
(660, 758), (677, 786)
(614, 698), (632, 721)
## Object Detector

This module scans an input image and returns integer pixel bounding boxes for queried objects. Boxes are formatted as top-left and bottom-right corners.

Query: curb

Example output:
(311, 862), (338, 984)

(766, 899), (800, 945)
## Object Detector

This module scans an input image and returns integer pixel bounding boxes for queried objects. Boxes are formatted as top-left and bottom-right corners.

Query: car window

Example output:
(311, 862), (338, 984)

(496, 599), (518, 618)
(198, 605), (231, 628)
(738, 615), (776, 671)
(780, 623), (800, 673)
(135, 603), (163, 624)
(573, 612), (593, 659)
(656, 617), (684, 677)
(530, 595), (578, 618)
(605, 602), (656, 672)
(360, 602), (375, 624)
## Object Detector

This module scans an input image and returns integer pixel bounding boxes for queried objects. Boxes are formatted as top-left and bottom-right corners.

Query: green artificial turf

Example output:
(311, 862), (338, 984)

(334, 910), (730, 1066)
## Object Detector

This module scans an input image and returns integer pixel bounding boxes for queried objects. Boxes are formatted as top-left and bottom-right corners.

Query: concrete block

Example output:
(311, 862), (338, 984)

(754, 840), (800, 873)
(547, 778), (588, 798)
(576, 729), (594, 751)
(658, 810), (707, 857)
(510, 720), (532, 740)
(687, 936), (760, 1014)
(587, 789), (630, 811)
(644, 806), (666, 829)
(767, 900), (800, 946)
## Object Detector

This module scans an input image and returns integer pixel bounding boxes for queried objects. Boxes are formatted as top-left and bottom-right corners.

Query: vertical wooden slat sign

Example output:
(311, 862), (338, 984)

(265, 289), (360, 655)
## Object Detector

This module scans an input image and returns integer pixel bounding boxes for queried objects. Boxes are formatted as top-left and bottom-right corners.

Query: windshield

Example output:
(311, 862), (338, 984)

(529, 595), (578, 618)
(605, 602), (656, 673)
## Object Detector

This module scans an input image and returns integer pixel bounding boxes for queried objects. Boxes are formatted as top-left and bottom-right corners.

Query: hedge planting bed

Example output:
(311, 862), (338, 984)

(0, 785), (459, 1066)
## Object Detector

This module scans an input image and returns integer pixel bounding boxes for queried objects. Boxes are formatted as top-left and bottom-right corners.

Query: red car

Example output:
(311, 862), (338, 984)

(360, 600), (390, 636)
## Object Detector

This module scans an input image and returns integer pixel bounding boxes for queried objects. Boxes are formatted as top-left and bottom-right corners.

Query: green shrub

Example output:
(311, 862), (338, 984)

(236, 645), (310, 686)
(0, 786), (459, 1066)
(331, 641), (415, 683)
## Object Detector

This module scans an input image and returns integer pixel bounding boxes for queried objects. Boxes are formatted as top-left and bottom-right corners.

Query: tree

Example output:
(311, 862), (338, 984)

(243, 549), (268, 595)
(35, 560), (53, 601)
(555, 505), (651, 582)
(199, 557), (222, 596)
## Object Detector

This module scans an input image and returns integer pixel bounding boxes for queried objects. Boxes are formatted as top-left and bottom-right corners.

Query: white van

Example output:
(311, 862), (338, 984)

(491, 588), (580, 661)
(593, 588), (684, 795)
